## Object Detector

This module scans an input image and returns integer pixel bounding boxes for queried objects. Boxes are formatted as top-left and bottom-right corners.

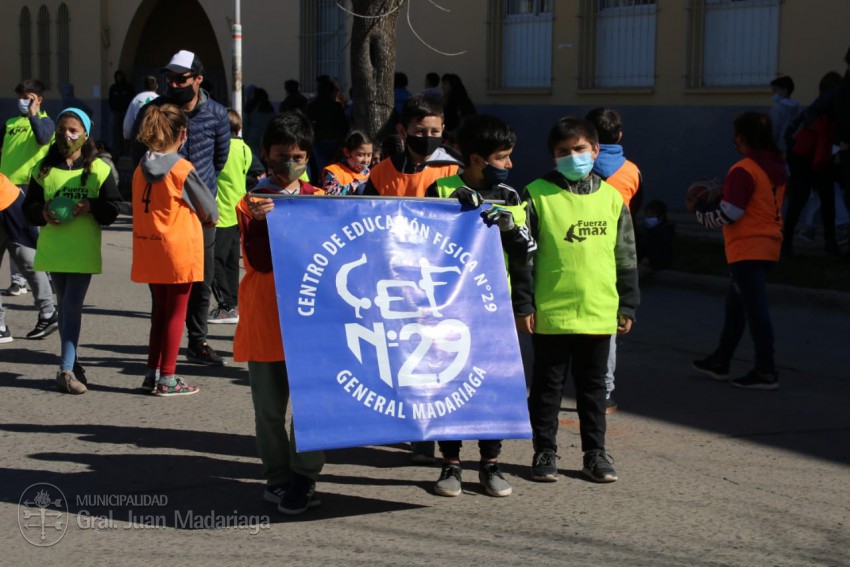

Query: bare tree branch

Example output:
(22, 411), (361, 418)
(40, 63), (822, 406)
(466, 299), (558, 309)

(337, 0), (404, 19)
(425, 0), (450, 13)
(405, 0), (467, 57)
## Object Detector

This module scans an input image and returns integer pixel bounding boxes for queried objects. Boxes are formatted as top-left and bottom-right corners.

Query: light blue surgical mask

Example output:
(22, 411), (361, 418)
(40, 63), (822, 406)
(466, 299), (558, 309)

(555, 152), (594, 181)
(644, 216), (660, 229)
(18, 98), (31, 115)
(771, 93), (783, 103)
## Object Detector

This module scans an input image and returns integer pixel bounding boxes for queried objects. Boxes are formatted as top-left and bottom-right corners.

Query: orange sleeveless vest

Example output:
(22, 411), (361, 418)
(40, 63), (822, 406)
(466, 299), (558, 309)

(368, 159), (458, 197)
(0, 173), (19, 210)
(323, 162), (368, 190)
(131, 159), (204, 284)
(604, 160), (640, 207)
(723, 157), (785, 263)
(232, 197), (285, 362)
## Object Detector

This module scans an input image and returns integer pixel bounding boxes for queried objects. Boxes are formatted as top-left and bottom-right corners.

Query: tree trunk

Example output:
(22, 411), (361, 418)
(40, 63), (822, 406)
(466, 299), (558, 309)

(350, 0), (404, 141)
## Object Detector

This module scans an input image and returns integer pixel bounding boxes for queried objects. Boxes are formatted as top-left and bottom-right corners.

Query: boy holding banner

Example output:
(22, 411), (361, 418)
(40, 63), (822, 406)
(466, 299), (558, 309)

(364, 94), (460, 464)
(425, 114), (535, 496)
(362, 94), (460, 198)
(233, 111), (325, 516)
(513, 117), (639, 484)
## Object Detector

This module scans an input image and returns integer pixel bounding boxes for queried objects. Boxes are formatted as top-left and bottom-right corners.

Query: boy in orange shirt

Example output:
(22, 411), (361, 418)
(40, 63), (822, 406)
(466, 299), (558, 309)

(586, 107), (644, 414)
(233, 111), (324, 516)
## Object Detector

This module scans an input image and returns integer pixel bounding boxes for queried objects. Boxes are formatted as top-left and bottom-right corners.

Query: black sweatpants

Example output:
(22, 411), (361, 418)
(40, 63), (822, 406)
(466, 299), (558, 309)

(528, 333), (610, 454)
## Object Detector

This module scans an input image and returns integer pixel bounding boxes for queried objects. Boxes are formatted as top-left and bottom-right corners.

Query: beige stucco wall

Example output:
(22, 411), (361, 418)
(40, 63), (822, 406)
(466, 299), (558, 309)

(0, 0), (848, 107)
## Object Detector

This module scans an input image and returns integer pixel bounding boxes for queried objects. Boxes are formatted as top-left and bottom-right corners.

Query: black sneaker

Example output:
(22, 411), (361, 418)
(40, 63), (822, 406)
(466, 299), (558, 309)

(263, 482), (290, 505)
(278, 474), (321, 515)
(186, 342), (225, 366)
(582, 451), (618, 483)
(0, 326), (12, 344)
(2, 283), (27, 296)
(731, 369), (779, 390)
(692, 356), (730, 381)
(605, 396), (618, 415)
(531, 450), (559, 482)
(26, 311), (59, 339)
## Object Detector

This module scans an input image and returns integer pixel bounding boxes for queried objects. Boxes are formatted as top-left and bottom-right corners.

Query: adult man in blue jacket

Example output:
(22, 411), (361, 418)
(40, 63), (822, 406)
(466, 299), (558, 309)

(132, 50), (230, 365)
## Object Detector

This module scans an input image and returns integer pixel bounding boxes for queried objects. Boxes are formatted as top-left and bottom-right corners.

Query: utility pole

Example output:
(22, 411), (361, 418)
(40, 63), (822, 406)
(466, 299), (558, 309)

(232, 0), (242, 118)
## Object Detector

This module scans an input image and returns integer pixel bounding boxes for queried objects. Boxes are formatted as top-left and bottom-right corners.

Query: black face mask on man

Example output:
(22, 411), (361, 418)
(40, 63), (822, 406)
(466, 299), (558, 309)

(168, 83), (196, 105)
(405, 135), (442, 158)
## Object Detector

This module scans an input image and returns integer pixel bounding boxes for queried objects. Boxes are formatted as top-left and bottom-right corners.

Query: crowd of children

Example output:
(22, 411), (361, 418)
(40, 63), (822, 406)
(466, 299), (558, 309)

(5, 68), (816, 516)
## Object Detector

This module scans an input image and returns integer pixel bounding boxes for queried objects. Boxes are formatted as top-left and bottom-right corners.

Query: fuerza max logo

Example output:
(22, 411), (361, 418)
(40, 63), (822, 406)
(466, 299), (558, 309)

(564, 219), (609, 243)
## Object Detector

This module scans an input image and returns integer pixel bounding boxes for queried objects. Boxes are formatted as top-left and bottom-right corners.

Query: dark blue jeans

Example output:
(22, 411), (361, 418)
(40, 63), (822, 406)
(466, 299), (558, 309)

(713, 260), (776, 373)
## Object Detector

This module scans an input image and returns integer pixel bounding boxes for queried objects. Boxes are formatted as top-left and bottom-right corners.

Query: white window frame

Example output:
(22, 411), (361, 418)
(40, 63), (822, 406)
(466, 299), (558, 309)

(687, 0), (781, 88)
(488, 0), (553, 90)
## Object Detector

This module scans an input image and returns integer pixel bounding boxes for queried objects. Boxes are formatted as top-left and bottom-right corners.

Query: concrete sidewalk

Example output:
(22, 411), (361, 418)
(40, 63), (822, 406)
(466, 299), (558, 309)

(0, 220), (848, 566)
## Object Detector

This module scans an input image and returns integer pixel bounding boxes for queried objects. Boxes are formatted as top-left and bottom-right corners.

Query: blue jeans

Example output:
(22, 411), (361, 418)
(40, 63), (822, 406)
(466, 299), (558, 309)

(713, 260), (776, 373)
(52, 273), (92, 371)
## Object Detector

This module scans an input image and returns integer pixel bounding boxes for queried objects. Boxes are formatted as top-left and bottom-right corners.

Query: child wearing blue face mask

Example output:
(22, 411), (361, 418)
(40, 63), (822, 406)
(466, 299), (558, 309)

(512, 116), (639, 485)
(322, 130), (373, 195)
(424, 114), (536, 498)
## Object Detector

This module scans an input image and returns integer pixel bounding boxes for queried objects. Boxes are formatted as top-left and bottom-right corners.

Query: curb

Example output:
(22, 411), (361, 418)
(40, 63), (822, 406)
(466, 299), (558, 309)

(646, 269), (850, 313)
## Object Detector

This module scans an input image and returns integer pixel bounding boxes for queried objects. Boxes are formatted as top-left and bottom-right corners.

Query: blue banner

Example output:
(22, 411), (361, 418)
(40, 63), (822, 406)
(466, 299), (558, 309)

(267, 197), (530, 452)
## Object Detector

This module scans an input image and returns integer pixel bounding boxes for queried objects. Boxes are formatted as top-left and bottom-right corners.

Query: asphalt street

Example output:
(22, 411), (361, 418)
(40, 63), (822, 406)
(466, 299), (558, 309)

(1, 217), (848, 566)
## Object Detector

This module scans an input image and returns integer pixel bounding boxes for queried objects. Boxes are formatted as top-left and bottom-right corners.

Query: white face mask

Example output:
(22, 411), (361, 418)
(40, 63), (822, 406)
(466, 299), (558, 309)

(18, 99), (31, 115)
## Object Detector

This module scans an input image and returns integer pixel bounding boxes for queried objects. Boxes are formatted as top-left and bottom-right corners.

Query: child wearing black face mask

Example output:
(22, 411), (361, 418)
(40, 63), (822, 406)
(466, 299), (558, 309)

(321, 130), (373, 195)
(424, 114), (536, 498)
(362, 94), (460, 197)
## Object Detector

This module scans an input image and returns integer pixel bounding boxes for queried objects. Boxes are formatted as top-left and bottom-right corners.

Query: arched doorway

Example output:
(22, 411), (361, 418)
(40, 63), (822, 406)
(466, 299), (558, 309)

(118, 0), (228, 104)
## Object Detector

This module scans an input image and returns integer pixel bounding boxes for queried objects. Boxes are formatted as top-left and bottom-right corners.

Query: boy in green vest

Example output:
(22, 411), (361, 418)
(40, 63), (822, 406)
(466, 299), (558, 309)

(424, 114), (536, 497)
(513, 117), (639, 484)
(0, 79), (58, 341)
(209, 108), (263, 325)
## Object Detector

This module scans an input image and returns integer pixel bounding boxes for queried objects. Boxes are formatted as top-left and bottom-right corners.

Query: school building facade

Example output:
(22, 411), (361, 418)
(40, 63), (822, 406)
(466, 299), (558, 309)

(0, 0), (847, 208)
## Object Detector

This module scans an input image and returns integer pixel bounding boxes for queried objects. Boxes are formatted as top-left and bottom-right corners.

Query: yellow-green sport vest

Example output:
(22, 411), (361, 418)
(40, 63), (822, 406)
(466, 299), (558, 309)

(33, 158), (111, 274)
(216, 137), (252, 228)
(527, 177), (622, 335)
(0, 113), (53, 185)
(435, 175), (528, 289)
(435, 174), (465, 198)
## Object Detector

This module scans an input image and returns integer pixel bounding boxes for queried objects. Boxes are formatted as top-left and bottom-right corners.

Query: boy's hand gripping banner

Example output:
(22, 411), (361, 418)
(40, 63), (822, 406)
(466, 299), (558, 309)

(267, 198), (531, 452)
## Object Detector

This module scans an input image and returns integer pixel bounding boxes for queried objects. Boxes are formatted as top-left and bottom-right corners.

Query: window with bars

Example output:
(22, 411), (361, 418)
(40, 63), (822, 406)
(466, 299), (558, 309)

(487, 0), (554, 90)
(37, 5), (50, 88)
(686, 0), (781, 88)
(20, 7), (32, 81)
(57, 3), (70, 86)
(300, 0), (349, 94)
(579, 0), (657, 89)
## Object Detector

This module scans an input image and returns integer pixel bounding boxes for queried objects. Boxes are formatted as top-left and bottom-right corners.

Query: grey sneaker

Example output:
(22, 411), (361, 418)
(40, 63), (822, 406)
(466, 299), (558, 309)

(479, 462), (512, 497)
(56, 370), (87, 395)
(434, 463), (463, 497)
(531, 450), (558, 482)
(208, 307), (239, 324)
(2, 283), (27, 296)
(582, 451), (618, 483)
